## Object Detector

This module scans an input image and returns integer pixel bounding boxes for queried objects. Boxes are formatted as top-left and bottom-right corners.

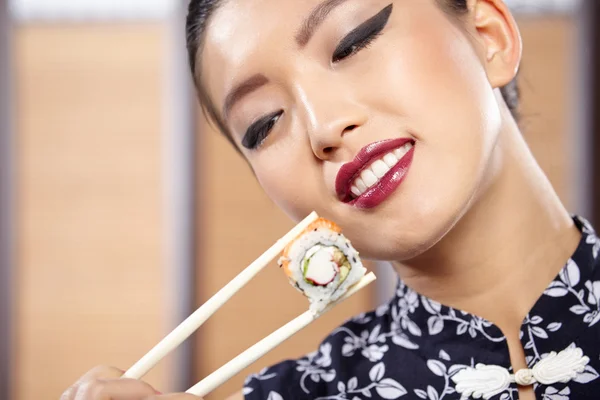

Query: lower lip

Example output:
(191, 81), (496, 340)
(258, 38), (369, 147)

(348, 145), (415, 209)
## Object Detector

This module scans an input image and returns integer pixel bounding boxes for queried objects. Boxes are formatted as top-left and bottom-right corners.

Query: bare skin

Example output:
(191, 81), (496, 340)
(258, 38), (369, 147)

(60, 364), (244, 400)
(64, 1), (579, 399)
(59, 366), (203, 400)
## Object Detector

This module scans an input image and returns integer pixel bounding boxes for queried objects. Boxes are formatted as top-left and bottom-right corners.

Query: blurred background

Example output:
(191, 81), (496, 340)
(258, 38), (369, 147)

(1, 0), (599, 399)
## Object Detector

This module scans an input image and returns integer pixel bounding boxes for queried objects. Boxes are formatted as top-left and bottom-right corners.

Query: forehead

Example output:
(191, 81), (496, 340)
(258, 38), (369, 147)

(199, 0), (360, 111)
(206, 0), (318, 51)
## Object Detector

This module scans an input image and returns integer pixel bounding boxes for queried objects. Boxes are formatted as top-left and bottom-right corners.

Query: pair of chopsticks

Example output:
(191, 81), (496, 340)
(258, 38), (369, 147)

(121, 211), (377, 397)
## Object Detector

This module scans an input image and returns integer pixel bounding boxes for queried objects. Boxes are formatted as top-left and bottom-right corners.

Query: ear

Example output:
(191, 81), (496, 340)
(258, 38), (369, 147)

(469, 0), (522, 88)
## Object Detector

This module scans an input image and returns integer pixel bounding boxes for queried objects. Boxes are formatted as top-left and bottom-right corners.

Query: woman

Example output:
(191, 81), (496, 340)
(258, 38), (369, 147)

(63, 0), (600, 399)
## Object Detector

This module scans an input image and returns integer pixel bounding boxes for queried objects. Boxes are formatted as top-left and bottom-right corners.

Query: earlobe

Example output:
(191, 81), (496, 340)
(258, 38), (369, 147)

(472, 0), (522, 88)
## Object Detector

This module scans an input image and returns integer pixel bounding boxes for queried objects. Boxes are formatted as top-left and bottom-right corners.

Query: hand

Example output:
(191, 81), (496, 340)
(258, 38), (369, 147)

(60, 365), (203, 400)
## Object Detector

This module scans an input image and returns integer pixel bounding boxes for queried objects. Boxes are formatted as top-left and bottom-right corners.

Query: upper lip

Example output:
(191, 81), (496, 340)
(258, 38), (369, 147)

(335, 138), (414, 202)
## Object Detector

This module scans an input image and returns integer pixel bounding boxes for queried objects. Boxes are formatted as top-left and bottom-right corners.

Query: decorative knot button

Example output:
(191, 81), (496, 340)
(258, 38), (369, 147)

(514, 368), (535, 386)
(451, 345), (590, 399)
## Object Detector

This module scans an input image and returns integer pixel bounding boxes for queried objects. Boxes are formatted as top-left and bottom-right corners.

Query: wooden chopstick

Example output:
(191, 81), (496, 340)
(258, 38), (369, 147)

(186, 272), (377, 397)
(122, 211), (320, 380)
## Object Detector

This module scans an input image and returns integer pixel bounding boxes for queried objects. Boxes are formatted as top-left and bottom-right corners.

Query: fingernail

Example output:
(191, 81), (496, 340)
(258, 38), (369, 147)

(155, 390), (163, 395)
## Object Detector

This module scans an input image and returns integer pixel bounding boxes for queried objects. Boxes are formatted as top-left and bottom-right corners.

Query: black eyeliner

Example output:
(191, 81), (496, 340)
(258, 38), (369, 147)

(242, 111), (281, 149)
(333, 3), (393, 62)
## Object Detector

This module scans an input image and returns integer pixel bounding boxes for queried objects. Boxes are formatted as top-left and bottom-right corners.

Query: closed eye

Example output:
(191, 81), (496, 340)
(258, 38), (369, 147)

(332, 3), (393, 63)
(241, 111), (283, 150)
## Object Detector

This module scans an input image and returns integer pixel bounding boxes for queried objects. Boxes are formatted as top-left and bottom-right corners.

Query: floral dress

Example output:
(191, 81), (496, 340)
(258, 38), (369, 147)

(244, 217), (600, 399)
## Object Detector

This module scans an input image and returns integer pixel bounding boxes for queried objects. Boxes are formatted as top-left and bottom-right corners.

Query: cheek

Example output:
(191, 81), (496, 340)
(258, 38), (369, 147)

(370, 21), (501, 146)
(342, 24), (504, 258)
(370, 23), (502, 191)
(252, 150), (319, 222)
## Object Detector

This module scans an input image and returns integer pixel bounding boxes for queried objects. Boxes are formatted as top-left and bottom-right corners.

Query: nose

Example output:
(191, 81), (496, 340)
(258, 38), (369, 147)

(296, 79), (368, 161)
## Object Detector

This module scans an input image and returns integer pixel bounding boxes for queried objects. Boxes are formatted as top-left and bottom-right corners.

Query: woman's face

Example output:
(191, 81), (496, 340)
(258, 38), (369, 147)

(200, 0), (506, 260)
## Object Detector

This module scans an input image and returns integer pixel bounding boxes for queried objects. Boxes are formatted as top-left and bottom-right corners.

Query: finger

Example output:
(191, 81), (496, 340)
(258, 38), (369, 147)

(144, 395), (203, 400)
(60, 385), (77, 400)
(61, 366), (125, 400)
(74, 378), (158, 400)
(77, 365), (125, 383)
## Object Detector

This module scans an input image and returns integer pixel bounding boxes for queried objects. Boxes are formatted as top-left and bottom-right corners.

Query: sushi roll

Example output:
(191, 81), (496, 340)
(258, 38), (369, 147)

(278, 218), (366, 314)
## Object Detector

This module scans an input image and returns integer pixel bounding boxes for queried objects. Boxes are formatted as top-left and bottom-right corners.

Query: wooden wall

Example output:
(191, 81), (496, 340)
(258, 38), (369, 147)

(13, 24), (172, 399)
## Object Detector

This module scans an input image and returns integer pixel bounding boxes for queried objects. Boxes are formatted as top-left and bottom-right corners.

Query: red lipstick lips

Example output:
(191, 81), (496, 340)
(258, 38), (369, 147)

(335, 138), (415, 209)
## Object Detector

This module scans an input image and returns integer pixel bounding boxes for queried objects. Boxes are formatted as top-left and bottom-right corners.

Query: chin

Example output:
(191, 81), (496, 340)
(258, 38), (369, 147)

(348, 228), (441, 262)
(345, 196), (469, 262)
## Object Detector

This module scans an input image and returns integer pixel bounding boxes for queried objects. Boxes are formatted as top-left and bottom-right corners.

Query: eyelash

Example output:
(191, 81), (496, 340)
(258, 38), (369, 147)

(242, 4), (393, 150)
(332, 4), (392, 63)
(241, 111), (282, 150)
(331, 29), (383, 63)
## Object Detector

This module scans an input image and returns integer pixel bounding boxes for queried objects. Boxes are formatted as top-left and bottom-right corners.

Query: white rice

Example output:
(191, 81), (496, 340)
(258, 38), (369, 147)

(284, 227), (366, 314)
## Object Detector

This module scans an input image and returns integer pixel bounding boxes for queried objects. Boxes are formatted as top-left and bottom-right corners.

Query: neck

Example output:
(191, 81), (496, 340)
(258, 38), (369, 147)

(392, 115), (581, 332)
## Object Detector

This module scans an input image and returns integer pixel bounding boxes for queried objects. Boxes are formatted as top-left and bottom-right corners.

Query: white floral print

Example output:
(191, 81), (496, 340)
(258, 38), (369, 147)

(313, 362), (407, 400)
(394, 282), (505, 342)
(582, 218), (600, 259)
(336, 324), (390, 362)
(543, 386), (571, 400)
(243, 367), (278, 396)
(543, 258), (600, 327)
(296, 343), (336, 393)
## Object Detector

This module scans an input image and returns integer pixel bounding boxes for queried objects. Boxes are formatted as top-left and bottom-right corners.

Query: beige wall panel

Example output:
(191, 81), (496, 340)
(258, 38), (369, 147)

(518, 17), (575, 206)
(14, 25), (170, 399)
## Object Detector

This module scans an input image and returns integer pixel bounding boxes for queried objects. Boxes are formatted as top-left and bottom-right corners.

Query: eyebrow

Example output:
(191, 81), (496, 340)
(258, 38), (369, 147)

(222, 74), (269, 120)
(222, 0), (351, 119)
(296, 0), (352, 47)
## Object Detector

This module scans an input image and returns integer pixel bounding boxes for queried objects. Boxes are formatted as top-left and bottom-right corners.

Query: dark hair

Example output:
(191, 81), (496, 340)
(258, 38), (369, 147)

(186, 0), (520, 135)
(186, 0), (230, 137)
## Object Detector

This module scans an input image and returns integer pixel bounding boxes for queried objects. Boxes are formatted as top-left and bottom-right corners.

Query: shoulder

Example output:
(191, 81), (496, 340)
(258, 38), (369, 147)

(243, 305), (393, 399)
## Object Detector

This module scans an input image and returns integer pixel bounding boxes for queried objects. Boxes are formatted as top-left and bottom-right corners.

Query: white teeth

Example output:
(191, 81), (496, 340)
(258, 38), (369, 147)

(383, 153), (399, 168)
(393, 143), (412, 160)
(371, 160), (390, 178)
(355, 178), (367, 192)
(349, 143), (413, 198)
(361, 169), (378, 187)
